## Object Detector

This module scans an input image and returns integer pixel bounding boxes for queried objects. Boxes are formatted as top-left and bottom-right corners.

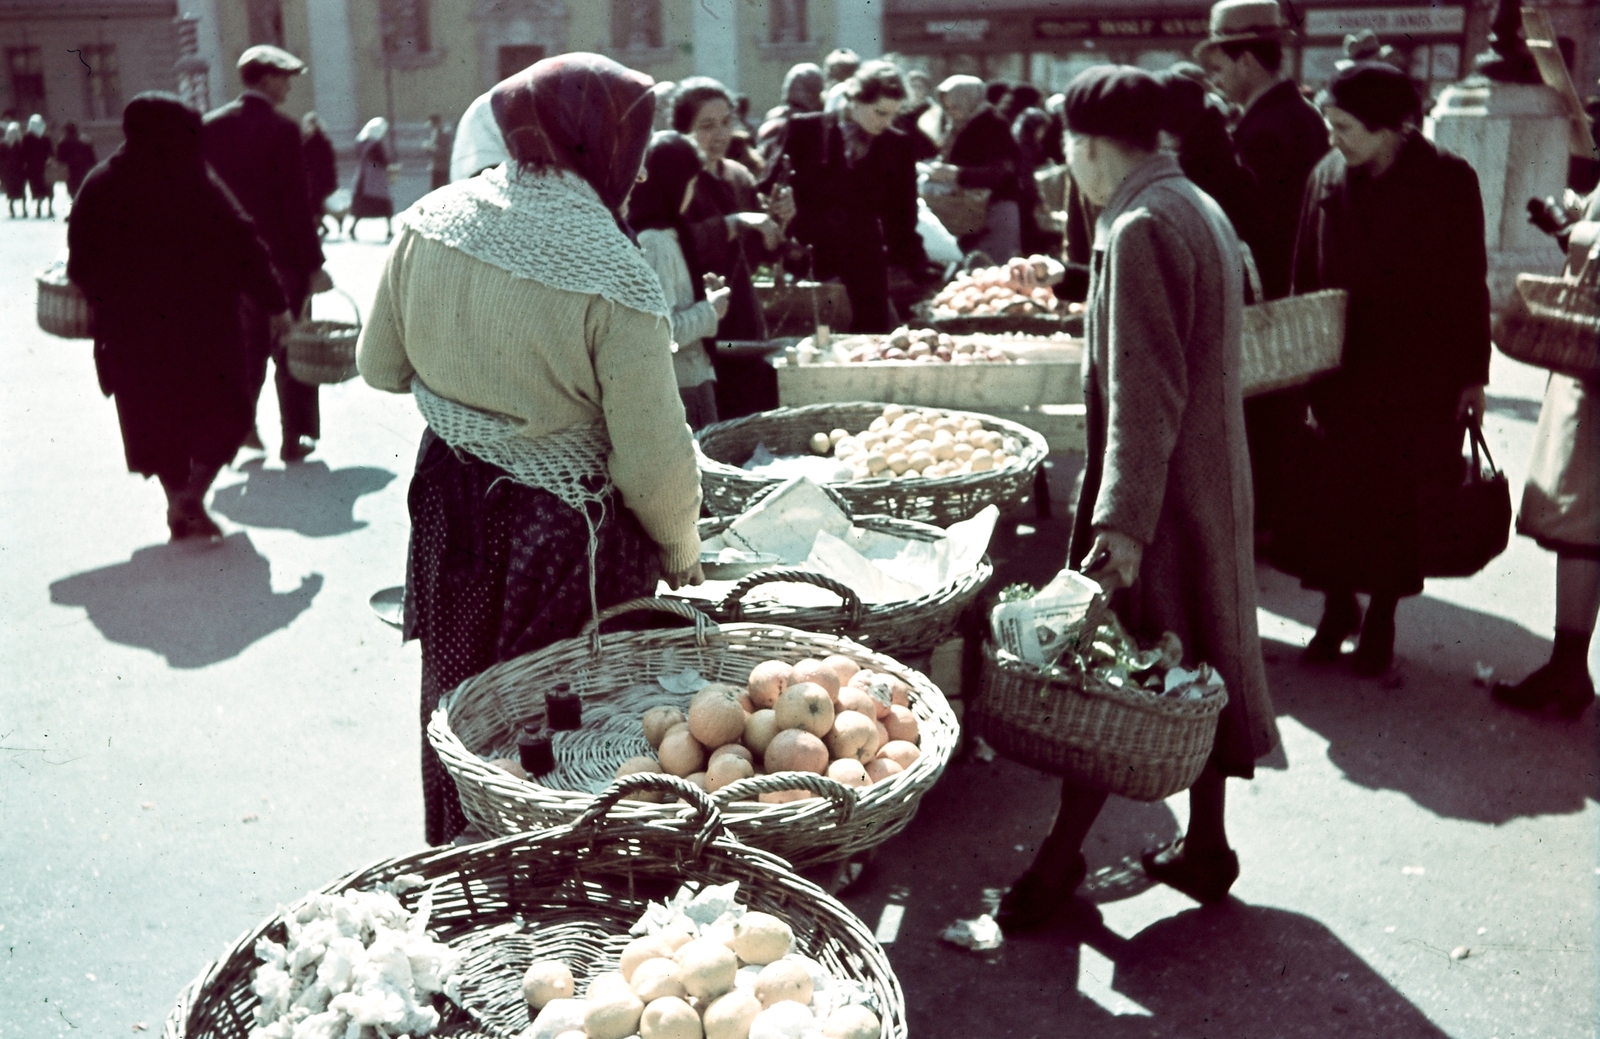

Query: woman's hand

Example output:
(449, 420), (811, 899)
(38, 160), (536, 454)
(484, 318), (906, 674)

(703, 273), (731, 319)
(761, 185), (796, 227)
(728, 211), (782, 250)
(664, 561), (706, 589)
(1457, 384), (1487, 424)
(1081, 527), (1143, 594)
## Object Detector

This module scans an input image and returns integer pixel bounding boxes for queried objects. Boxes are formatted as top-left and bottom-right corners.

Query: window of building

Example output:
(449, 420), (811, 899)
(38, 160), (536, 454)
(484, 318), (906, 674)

(498, 44), (545, 83)
(612, 0), (662, 52)
(380, 0), (433, 57)
(770, 0), (807, 45)
(81, 44), (121, 120)
(6, 46), (45, 116)
(246, 0), (285, 47)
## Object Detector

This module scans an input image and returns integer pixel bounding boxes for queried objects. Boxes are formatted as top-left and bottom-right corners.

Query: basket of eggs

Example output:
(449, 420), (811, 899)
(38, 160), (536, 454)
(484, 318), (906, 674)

(428, 598), (960, 869)
(694, 401), (1049, 526)
(164, 774), (907, 1039)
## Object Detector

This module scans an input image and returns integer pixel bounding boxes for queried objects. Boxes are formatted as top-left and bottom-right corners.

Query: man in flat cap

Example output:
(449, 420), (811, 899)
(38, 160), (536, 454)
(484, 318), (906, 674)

(204, 44), (331, 463)
(1196, 0), (1330, 548)
(995, 66), (1276, 933)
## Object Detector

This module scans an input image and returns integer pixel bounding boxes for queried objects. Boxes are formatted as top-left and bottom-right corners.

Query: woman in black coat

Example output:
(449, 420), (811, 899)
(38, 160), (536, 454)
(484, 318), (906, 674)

(69, 93), (290, 541)
(768, 61), (932, 334)
(0, 122), (24, 216)
(1285, 64), (1491, 675)
(20, 114), (54, 217)
(300, 112), (338, 237)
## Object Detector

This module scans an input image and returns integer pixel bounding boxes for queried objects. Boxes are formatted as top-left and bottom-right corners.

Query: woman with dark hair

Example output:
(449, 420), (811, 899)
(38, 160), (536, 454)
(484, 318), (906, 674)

(68, 93), (290, 540)
(629, 131), (733, 429)
(928, 75), (1026, 260)
(768, 60), (933, 333)
(346, 117), (395, 241)
(1285, 62), (1490, 676)
(357, 54), (703, 845)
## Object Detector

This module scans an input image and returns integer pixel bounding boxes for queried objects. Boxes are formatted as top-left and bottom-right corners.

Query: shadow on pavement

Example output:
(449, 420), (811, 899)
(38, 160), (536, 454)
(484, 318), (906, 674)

(210, 458), (395, 537)
(48, 533), (323, 668)
(1256, 565), (1597, 823)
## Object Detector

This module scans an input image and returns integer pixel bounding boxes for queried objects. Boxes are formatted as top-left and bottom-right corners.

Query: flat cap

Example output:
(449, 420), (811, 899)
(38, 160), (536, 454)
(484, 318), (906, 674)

(1062, 65), (1163, 145)
(237, 44), (306, 74)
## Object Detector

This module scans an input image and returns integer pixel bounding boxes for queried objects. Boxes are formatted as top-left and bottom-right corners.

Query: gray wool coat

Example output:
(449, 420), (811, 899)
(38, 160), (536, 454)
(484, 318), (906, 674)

(1069, 153), (1278, 777)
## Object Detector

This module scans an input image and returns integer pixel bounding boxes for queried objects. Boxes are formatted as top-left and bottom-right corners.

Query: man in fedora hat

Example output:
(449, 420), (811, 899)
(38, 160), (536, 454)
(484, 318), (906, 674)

(1196, 0), (1330, 546)
(203, 44), (332, 463)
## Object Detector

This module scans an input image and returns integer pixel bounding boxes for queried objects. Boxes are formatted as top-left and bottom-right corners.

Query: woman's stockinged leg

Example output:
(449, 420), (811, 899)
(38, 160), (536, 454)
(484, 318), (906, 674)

(995, 779), (1106, 934)
(1142, 765), (1240, 904)
(1494, 555), (1599, 718)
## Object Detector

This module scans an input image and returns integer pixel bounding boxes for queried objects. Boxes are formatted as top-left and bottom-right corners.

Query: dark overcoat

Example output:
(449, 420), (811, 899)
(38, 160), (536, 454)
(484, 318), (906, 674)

(1285, 132), (1492, 596)
(1234, 79), (1330, 301)
(947, 105), (1022, 202)
(0, 140), (23, 199)
(1071, 154), (1278, 778)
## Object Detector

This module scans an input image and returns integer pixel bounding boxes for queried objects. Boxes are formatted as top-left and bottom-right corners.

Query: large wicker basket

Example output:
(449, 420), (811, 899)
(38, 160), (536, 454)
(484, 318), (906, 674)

(163, 775), (907, 1039)
(696, 401), (1050, 526)
(284, 288), (362, 385)
(1494, 263), (1600, 378)
(429, 598), (959, 868)
(922, 186), (991, 237)
(969, 640), (1228, 802)
(35, 266), (93, 339)
(669, 505), (993, 657)
(1239, 289), (1348, 397)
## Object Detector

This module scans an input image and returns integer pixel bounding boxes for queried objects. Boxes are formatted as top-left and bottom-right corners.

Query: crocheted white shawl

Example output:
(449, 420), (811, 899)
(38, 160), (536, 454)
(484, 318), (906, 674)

(399, 165), (668, 318)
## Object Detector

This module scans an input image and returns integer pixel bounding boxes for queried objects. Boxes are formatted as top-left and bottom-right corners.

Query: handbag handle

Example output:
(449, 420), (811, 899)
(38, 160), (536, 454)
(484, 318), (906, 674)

(1464, 418), (1499, 484)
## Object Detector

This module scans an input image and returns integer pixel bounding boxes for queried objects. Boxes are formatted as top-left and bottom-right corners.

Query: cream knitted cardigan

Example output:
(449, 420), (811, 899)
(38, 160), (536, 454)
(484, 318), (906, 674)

(357, 228), (703, 571)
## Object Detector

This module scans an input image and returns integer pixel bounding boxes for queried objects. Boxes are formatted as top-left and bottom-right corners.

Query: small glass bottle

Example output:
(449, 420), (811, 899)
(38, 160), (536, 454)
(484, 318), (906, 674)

(517, 723), (555, 776)
(545, 683), (582, 731)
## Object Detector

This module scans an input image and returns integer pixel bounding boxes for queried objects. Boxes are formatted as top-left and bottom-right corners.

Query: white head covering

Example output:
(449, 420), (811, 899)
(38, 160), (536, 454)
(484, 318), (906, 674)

(26, 114), (46, 136)
(3, 122), (20, 145)
(937, 76), (986, 120)
(448, 90), (508, 182)
(356, 117), (388, 143)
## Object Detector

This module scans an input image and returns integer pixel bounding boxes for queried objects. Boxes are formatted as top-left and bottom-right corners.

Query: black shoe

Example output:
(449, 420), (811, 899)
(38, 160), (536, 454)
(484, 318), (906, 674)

(1141, 839), (1238, 905)
(1351, 612), (1395, 677)
(280, 436), (316, 463)
(995, 853), (1087, 935)
(168, 507), (222, 543)
(1493, 663), (1596, 720)
(1303, 596), (1361, 664)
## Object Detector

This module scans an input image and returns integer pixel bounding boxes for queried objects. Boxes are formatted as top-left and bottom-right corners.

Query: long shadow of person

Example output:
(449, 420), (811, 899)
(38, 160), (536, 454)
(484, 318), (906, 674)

(49, 533), (323, 669)
(209, 458), (395, 537)
(1256, 566), (1597, 824)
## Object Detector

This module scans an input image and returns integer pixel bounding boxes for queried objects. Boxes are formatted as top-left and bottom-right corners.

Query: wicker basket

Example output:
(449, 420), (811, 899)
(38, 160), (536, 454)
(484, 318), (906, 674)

(1239, 289), (1348, 397)
(923, 187), (992, 237)
(696, 401), (1050, 526)
(1494, 264), (1600, 378)
(163, 775), (907, 1039)
(968, 640), (1229, 802)
(670, 503), (992, 657)
(35, 267), (93, 339)
(429, 597), (959, 868)
(284, 288), (362, 385)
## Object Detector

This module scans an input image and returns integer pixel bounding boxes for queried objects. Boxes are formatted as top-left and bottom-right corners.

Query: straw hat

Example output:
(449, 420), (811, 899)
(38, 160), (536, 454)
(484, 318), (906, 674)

(1193, 0), (1294, 61)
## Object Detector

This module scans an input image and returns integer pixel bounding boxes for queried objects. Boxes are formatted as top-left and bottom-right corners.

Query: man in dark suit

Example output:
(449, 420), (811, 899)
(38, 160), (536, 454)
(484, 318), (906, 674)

(204, 44), (331, 463)
(1197, 0), (1332, 544)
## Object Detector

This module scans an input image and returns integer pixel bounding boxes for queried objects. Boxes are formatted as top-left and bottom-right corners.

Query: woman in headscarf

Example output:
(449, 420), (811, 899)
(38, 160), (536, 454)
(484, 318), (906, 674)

(628, 131), (732, 429)
(757, 62), (824, 161)
(357, 53), (704, 846)
(68, 92), (290, 540)
(21, 113), (54, 217)
(346, 116), (395, 240)
(1284, 63), (1490, 676)
(0, 122), (25, 217)
(927, 75), (1026, 261)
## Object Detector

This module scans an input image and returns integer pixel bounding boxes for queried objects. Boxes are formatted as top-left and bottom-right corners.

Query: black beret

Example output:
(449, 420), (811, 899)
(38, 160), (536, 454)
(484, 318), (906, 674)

(1062, 65), (1164, 146)
(1323, 61), (1421, 132)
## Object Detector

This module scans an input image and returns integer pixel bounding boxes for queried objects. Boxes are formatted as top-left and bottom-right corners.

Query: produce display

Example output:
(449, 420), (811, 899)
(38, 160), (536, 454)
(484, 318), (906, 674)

(824, 326), (1011, 365)
(523, 882), (883, 1039)
(802, 404), (1023, 482)
(929, 256), (1064, 317)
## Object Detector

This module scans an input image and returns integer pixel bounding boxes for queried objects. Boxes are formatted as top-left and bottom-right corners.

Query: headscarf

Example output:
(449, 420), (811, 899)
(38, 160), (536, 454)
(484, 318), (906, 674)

(356, 117), (388, 143)
(938, 75), (986, 122)
(782, 63), (825, 112)
(626, 131), (707, 296)
(1322, 61), (1422, 131)
(450, 91), (508, 181)
(490, 52), (656, 221)
(27, 113), (45, 136)
(120, 92), (204, 169)
(3, 123), (19, 146)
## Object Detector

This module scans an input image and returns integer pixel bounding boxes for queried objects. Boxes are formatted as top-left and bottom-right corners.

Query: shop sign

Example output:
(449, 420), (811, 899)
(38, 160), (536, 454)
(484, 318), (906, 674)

(1036, 14), (1209, 40)
(1303, 6), (1466, 38)
(925, 18), (990, 42)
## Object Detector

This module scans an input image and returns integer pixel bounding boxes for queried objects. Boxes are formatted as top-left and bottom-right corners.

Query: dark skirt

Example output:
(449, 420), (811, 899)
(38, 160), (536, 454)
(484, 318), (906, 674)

(404, 430), (662, 845)
(349, 189), (393, 219)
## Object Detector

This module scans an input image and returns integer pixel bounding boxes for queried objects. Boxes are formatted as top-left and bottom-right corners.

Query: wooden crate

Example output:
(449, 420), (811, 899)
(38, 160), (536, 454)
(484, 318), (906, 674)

(776, 337), (1083, 412)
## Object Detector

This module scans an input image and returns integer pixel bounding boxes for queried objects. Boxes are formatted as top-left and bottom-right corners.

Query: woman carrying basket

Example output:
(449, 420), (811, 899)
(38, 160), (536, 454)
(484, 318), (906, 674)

(358, 54), (705, 846)
(996, 67), (1277, 932)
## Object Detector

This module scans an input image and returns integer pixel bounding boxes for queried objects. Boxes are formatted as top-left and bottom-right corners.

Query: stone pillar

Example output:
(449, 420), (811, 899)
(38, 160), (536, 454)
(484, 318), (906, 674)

(837, 0), (883, 60)
(692, 0), (740, 91)
(305, 0), (360, 147)
(1429, 80), (1570, 307)
(179, 0), (226, 110)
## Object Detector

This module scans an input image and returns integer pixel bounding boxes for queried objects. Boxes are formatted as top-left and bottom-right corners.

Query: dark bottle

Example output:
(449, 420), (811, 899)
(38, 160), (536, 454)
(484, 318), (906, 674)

(545, 683), (582, 732)
(517, 723), (556, 776)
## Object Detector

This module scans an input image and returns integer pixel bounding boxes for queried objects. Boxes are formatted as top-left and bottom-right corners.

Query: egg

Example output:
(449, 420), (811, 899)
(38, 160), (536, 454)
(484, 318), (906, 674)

(968, 448), (995, 472)
(886, 453), (910, 475)
(809, 432), (831, 455)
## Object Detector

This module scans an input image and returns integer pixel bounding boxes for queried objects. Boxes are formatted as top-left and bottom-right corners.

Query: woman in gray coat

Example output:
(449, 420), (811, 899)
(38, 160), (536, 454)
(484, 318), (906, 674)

(997, 67), (1277, 932)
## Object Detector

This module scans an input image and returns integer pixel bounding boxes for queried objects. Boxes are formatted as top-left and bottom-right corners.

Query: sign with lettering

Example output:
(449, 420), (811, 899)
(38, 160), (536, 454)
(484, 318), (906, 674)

(1036, 14), (1209, 40)
(1303, 7), (1466, 38)
(926, 19), (990, 42)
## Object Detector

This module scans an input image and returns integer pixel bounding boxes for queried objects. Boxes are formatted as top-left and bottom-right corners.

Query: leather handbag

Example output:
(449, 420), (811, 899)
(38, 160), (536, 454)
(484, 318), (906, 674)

(1416, 420), (1512, 578)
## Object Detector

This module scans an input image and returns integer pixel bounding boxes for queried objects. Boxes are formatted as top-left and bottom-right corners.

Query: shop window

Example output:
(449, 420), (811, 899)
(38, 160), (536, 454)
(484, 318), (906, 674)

(6, 46), (45, 116)
(81, 44), (121, 121)
(380, 0), (433, 57)
(246, 0), (285, 48)
(612, 0), (662, 52)
(770, 0), (808, 45)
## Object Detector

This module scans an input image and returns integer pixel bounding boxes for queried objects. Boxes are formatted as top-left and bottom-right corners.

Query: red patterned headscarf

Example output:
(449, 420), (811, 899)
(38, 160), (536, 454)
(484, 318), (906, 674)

(490, 53), (656, 219)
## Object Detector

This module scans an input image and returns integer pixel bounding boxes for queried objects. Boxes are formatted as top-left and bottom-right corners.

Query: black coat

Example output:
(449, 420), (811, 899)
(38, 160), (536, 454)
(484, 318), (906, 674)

(0, 141), (22, 199)
(1234, 80), (1330, 301)
(947, 105), (1022, 202)
(56, 136), (97, 196)
(1282, 132), (1492, 596)
(302, 128), (337, 210)
(769, 111), (927, 332)
(202, 94), (323, 310)
(1174, 101), (1257, 246)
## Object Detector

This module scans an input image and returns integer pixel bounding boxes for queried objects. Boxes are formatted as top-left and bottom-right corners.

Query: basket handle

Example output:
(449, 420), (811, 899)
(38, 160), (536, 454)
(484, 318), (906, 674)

(577, 774), (724, 856)
(712, 771), (857, 824)
(720, 569), (864, 627)
(301, 286), (364, 335)
(579, 596), (717, 652)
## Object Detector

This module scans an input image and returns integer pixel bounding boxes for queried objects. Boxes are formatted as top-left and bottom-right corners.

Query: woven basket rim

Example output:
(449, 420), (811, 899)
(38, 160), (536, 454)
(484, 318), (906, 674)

(981, 639), (1229, 719)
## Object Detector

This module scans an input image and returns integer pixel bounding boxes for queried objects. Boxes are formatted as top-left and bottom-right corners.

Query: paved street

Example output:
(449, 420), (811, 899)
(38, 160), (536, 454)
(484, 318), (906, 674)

(1, 187), (1595, 1039)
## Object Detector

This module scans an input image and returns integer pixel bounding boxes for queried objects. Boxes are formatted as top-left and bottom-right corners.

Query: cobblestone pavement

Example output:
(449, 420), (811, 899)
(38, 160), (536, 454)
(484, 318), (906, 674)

(1, 187), (1594, 1039)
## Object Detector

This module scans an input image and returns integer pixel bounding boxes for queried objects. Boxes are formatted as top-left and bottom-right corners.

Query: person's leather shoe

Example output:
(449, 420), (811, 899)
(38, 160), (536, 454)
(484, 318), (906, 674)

(1493, 663), (1595, 720)
(1303, 596), (1361, 664)
(280, 436), (316, 463)
(995, 853), (1087, 935)
(1351, 612), (1395, 676)
(1141, 839), (1238, 905)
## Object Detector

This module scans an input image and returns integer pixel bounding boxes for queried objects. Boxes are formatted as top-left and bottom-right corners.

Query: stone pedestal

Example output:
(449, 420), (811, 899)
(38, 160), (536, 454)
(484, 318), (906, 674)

(1428, 79), (1570, 307)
